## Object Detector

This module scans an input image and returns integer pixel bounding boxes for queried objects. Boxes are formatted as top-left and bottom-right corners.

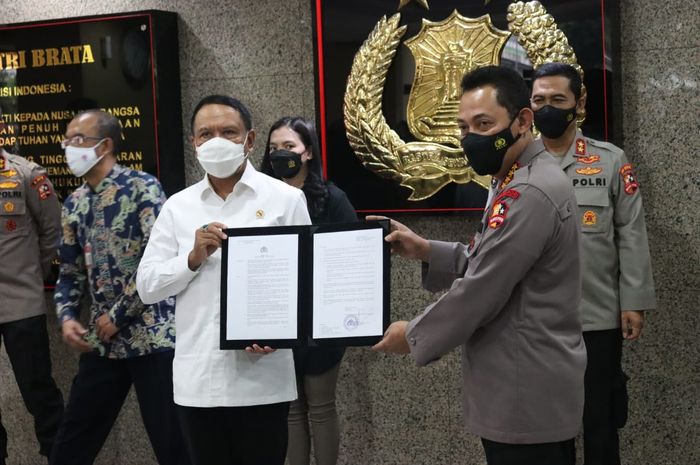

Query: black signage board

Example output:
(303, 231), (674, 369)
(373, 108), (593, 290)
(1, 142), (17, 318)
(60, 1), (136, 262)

(311, 0), (621, 213)
(0, 10), (184, 200)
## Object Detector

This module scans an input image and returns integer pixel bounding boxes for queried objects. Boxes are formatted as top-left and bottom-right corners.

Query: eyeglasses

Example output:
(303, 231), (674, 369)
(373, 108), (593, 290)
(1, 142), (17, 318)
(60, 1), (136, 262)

(60, 135), (103, 149)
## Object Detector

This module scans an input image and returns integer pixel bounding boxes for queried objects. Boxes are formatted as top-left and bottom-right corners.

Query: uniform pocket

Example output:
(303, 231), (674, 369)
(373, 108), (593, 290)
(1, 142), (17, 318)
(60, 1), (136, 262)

(574, 188), (611, 234)
(0, 197), (29, 236)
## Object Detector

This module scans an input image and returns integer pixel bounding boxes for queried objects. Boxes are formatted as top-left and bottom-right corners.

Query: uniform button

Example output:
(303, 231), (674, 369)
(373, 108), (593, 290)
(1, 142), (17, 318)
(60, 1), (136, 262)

(409, 337), (416, 345)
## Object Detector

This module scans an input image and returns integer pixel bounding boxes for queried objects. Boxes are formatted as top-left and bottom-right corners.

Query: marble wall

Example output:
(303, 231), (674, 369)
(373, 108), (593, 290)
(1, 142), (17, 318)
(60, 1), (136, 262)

(0, 0), (697, 464)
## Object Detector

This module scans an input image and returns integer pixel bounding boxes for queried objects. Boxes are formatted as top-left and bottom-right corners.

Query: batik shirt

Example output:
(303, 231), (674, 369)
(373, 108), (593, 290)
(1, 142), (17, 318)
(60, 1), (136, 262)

(55, 164), (175, 359)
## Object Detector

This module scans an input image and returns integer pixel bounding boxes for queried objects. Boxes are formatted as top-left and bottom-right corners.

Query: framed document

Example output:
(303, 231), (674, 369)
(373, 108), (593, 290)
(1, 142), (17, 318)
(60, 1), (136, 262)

(220, 220), (390, 349)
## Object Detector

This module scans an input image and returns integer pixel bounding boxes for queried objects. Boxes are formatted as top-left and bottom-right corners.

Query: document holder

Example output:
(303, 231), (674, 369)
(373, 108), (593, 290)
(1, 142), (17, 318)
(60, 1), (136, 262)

(220, 220), (390, 349)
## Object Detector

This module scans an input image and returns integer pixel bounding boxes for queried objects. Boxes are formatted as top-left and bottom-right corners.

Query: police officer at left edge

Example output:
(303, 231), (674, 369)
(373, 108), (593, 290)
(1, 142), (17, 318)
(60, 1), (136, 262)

(0, 110), (64, 465)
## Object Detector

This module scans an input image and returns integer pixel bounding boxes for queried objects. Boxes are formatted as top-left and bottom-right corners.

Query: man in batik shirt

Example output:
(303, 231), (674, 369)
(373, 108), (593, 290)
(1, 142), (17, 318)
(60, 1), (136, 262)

(51, 109), (188, 465)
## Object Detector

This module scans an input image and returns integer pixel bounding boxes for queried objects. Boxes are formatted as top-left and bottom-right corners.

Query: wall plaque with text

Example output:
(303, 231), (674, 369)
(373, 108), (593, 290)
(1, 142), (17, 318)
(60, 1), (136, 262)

(0, 10), (184, 200)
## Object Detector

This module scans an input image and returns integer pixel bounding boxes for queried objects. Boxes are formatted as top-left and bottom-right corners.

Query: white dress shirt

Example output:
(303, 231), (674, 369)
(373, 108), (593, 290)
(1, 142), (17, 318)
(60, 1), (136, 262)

(136, 162), (311, 407)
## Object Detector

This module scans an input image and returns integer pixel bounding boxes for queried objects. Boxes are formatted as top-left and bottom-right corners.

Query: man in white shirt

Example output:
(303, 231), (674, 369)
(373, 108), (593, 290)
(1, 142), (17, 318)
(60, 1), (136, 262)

(136, 95), (311, 465)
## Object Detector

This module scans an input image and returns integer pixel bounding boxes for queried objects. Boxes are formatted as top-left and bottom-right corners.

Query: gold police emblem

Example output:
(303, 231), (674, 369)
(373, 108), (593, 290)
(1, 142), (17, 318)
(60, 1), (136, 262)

(494, 137), (507, 150)
(344, 1), (583, 200)
(583, 210), (597, 226)
(3, 201), (14, 213)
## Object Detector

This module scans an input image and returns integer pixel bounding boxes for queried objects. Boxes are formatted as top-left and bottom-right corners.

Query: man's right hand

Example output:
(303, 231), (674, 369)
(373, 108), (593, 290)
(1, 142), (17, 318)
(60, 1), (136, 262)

(61, 319), (92, 352)
(188, 221), (228, 271)
(366, 215), (430, 262)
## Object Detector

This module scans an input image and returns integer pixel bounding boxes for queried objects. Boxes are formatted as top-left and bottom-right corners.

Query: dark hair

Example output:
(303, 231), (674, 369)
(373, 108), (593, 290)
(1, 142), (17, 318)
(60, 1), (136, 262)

(531, 62), (583, 101)
(77, 109), (122, 154)
(260, 116), (329, 219)
(190, 95), (253, 132)
(532, 62), (583, 102)
(460, 66), (530, 119)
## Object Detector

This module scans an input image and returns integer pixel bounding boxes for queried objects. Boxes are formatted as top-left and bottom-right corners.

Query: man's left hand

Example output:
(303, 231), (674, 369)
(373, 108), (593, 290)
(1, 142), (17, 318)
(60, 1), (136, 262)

(373, 321), (410, 354)
(621, 310), (644, 340)
(96, 313), (119, 342)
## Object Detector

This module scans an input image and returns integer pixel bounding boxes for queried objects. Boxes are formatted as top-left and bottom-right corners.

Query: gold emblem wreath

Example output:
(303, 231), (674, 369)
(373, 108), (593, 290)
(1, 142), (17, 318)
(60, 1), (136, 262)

(343, 1), (584, 201)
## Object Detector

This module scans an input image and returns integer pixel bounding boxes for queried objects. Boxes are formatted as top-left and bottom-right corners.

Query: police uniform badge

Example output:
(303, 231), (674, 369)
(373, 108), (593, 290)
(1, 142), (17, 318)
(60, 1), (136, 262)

(619, 163), (638, 195)
(582, 210), (597, 226)
(575, 167), (602, 176)
(3, 201), (14, 213)
(0, 181), (20, 189)
(38, 183), (52, 200)
(32, 174), (47, 187)
(4, 219), (16, 232)
(577, 155), (600, 165)
(488, 189), (520, 229)
(575, 138), (586, 155)
(0, 169), (17, 178)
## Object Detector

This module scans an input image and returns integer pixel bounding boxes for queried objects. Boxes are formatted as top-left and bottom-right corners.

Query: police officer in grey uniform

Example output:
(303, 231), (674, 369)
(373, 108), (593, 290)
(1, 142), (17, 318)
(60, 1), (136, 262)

(372, 66), (586, 465)
(0, 145), (64, 464)
(531, 62), (656, 465)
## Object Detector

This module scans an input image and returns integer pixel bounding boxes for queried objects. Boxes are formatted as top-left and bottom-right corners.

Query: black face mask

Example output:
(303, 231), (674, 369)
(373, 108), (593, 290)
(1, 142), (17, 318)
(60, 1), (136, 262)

(533, 105), (577, 139)
(461, 115), (521, 176)
(269, 149), (303, 179)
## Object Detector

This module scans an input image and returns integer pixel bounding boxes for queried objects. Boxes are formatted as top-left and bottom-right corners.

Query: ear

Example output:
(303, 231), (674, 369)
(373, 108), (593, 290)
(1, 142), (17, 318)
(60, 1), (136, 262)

(301, 146), (312, 162)
(101, 137), (115, 156)
(577, 88), (587, 115)
(517, 108), (534, 134)
(245, 129), (256, 153)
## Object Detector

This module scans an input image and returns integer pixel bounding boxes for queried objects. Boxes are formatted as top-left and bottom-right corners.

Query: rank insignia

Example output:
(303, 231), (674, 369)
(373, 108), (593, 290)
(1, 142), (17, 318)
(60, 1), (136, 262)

(582, 210), (597, 226)
(575, 167), (603, 176)
(0, 181), (19, 189)
(577, 155), (600, 165)
(38, 183), (52, 200)
(255, 209), (264, 219)
(3, 201), (14, 213)
(501, 162), (520, 188)
(0, 156), (5, 170)
(575, 138), (586, 155)
(0, 169), (17, 178)
(619, 163), (638, 195)
(488, 189), (520, 229)
(31, 174), (47, 186)
(5, 219), (16, 232)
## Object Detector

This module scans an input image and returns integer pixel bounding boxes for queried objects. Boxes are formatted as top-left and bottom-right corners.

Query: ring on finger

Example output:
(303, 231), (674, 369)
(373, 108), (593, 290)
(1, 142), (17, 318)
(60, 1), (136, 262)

(201, 223), (208, 231)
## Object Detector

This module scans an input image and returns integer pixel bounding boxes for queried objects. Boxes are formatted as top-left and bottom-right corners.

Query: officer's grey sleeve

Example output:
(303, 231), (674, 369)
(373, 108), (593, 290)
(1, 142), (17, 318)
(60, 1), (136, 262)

(406, 186), (557, 366)
(25, 164), (61, 278)
(612, 152), (656, 311)
(421, 240), (469, 292)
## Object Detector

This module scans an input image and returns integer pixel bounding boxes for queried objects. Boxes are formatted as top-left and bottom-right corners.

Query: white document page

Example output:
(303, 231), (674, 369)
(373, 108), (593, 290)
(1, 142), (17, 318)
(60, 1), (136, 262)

(226, 234), (298, 341)
(312, 228), (384, 339)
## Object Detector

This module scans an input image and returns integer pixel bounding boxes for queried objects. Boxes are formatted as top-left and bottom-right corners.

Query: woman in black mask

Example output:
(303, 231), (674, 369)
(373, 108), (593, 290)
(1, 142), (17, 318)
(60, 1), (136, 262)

(260, 116), (356, 465)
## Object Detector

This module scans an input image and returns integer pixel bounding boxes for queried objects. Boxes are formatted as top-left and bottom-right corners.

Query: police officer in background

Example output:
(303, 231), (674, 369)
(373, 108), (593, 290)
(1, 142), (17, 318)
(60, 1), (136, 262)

(0, 121), (64, 464)
(531, 62), (656, 465)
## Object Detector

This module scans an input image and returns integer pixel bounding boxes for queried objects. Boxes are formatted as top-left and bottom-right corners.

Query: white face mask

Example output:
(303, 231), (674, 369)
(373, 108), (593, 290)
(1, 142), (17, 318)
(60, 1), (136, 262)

(196, 135), (249, 179)
(65, 140), (105, 177)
